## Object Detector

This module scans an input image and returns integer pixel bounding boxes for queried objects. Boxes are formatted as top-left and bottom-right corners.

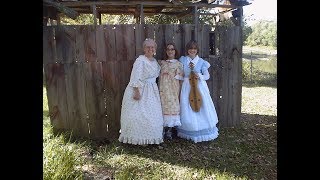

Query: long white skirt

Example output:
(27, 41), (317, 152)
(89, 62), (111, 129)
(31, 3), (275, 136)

(118, 81), (164, 145)
(177, 78), (219, 143)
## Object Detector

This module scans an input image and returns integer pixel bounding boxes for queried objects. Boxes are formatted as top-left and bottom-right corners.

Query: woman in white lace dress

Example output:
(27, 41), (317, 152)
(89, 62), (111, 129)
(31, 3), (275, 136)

(118, 38), (164, 145)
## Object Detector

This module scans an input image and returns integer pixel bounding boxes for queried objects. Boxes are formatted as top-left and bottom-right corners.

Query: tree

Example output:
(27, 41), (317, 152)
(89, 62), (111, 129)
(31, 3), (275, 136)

(245, 20), (277, 48)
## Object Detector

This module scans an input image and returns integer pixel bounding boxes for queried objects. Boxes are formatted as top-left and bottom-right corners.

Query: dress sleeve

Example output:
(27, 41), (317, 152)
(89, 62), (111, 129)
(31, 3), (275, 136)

(199, 60), (211, 80)
(174, 61), (184, 80)
(201, 60), (211, 72)
(179, 56), (185, 64)
(128, 58), (144, 87)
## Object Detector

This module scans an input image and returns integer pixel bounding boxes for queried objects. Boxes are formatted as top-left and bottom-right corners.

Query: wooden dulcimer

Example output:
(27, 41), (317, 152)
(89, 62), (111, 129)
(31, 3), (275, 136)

(188, 62), (202, 112)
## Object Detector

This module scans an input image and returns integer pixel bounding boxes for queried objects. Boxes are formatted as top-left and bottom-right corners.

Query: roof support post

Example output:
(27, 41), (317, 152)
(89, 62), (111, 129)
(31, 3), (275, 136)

(139, 4), (145, 25)
(91, 4), (97, 25)
(193, 5), (198, 41)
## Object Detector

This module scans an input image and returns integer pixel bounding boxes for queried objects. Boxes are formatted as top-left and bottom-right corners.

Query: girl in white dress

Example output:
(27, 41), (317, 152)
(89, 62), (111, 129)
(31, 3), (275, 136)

(158, 43), (184, 140)
(118, 38), (164, 145)
(177, 40), (219, 143)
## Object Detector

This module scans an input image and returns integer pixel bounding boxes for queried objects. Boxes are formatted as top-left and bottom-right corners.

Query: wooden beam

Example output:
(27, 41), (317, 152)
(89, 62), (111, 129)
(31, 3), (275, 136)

(199, 8), (234, 16)
(176, 7), (192, 18)
(43, 0), (79, 20)
(59, 1), (239, 9)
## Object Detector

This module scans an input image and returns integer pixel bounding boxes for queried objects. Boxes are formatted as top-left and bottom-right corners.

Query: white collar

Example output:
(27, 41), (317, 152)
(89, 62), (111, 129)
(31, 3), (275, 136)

(166, 59), (178, 63)
(187, 55), (199, 65)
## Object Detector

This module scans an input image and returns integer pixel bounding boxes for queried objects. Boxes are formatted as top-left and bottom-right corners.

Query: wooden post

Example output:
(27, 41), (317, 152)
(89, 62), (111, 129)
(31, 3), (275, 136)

(238, 7), (243, 27)
(193, 6), (198, 41)
(140, 4), (145, 25)
(193, 6), (198, 25)
(56, 14), (61, 25)
(91, 4), (97, 25)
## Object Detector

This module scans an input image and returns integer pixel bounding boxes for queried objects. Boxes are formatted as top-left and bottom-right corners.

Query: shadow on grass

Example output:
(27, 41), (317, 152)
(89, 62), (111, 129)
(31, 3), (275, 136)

(243, 71), (277, 88)
(112, 113), (277, 179)
(44, 113), (277, 179)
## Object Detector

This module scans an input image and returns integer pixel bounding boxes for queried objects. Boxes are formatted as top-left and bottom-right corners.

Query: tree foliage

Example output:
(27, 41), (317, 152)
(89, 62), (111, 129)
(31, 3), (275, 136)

(245, 20), (277, 48)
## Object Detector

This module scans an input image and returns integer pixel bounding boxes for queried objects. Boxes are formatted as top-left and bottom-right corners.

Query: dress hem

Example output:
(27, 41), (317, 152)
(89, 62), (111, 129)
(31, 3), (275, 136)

(177, 131), (219, 143)
(119, 136), (163, 145)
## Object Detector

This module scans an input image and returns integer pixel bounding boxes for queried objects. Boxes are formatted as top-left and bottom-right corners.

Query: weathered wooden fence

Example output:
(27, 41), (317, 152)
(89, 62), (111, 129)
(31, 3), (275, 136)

(43, 24), (242, 140)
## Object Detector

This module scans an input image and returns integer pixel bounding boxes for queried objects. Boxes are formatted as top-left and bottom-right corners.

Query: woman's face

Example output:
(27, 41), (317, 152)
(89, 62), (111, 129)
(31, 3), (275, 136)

(143, 41), (156, 58)
(166, 45), (175, 59)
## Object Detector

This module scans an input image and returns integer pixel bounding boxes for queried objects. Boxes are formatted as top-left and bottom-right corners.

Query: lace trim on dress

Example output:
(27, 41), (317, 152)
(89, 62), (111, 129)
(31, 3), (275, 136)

(177, 131), (219, 143)
(177, 127), (219, 143)
(118, 136), (163, 145)
(128, 80), (144, 87)
(163, 115), (181, 127)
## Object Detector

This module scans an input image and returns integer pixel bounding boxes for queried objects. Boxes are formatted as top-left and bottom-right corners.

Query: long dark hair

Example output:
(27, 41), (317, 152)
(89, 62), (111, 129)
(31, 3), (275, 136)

(163, 42), (180, 60)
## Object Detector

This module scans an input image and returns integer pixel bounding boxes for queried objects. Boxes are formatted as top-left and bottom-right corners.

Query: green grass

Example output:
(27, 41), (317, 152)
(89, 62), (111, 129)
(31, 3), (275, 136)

(43, 84), (277, 179)
(43, 46), (277, 179)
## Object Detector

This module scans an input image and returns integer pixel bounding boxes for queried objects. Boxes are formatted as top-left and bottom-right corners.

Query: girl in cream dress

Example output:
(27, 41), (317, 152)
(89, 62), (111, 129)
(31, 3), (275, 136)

(158, 43), (184, 140)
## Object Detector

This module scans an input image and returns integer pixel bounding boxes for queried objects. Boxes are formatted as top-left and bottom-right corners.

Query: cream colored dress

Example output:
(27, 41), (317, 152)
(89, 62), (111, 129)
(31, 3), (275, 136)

(118, 55), (164, 145)
(158, 59), (183, 127)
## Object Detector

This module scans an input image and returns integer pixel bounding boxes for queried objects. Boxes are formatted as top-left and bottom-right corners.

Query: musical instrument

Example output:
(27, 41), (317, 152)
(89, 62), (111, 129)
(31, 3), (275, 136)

(188, 62), (202, 112)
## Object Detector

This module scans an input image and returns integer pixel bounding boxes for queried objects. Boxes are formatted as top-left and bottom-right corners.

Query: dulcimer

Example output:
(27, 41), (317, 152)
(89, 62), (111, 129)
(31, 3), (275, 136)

(188, 62), (202, 112)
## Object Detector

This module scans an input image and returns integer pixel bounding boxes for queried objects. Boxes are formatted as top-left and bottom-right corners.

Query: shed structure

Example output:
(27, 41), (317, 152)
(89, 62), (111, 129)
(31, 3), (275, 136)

(43, 0), (251, 140)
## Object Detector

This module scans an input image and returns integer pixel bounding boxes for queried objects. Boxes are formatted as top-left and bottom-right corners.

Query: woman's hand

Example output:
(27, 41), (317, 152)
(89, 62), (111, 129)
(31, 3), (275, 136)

(133, 87), (141, 100)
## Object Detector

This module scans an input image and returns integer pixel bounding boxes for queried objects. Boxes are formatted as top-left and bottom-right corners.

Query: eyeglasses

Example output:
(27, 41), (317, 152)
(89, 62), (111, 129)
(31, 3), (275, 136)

(166, 48), (175, 51)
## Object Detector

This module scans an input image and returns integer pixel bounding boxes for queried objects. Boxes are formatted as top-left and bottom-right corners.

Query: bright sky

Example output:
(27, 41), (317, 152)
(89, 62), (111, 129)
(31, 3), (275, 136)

(243, 0), (277, 25)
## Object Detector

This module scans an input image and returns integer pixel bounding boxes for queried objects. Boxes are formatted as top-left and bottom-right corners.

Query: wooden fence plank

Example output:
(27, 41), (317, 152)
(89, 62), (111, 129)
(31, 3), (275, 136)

(164, 24), (174, 45)
(173, 24), (183, 58)
(64, 63), (90, 138)
(210, 56), (223, 122)
(75, 26), (86, 62)
(115, 25), (127, 61)
(182, 24), (192, 56)
(83, 62), (107, 139)
(104, 25), (116, 61)
(43, 26), (56, 65)
(84, 26), (97, 62)
(134, 24), (146, 58)
(229, 26), (241, 126)
(55, 26), (76, 64)
(202, 25), (210, 58)
(155, 24), (165, 60)
(44, 63), (69, 133)
(103, 61), (121, 139)
(95, 25), (107, 62)
(196, 24), (203, 57)
(144, 24), (155, 40)
(217, 26), (228, 127)
(124, 24), (136, 61)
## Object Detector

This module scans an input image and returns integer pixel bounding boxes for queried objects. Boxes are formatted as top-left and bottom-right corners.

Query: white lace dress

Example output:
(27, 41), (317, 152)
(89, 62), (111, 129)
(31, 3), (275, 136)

(118, 55), (164, 145)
